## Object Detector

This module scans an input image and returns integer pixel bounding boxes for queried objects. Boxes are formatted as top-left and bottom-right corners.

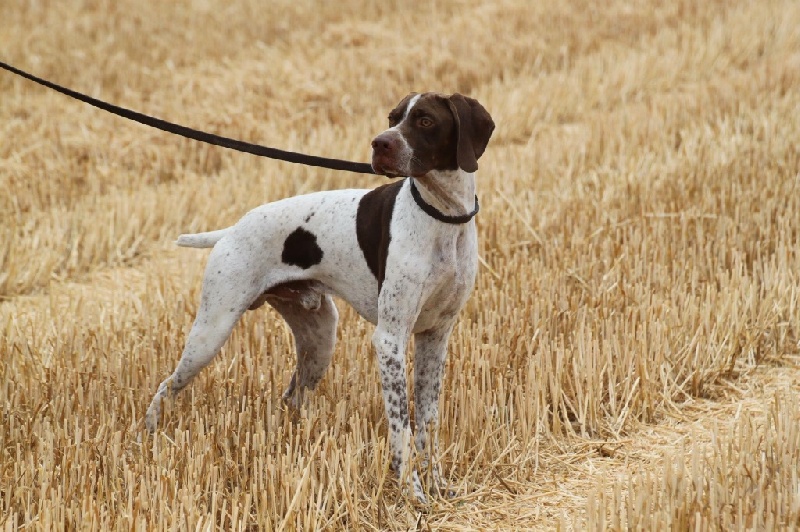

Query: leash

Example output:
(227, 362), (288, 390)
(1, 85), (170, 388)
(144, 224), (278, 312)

(0, 60), (376, 174)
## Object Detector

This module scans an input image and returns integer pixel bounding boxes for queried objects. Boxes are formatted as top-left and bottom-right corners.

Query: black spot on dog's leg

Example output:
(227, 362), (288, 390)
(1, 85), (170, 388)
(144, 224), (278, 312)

(282, 227), (323, 269)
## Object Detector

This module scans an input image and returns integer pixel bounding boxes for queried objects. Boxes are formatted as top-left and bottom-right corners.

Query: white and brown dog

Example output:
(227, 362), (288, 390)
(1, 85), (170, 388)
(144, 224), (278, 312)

(145, 92), (495, 502)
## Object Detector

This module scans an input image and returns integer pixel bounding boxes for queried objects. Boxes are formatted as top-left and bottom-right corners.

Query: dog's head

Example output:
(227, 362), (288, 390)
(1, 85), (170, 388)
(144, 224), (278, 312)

(371, 92), (495, 178)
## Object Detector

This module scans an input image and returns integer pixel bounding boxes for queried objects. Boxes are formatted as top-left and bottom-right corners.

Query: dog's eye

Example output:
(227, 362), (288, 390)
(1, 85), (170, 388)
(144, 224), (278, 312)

(418, 117), (434, 128)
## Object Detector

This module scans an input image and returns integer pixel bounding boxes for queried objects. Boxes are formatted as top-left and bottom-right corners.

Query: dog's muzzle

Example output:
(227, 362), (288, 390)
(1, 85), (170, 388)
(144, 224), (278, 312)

(371, 131), (407, 178)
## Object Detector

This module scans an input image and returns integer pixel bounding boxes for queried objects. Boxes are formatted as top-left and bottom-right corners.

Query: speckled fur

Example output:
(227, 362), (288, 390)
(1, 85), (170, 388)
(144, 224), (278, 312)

(145, 92), (494, 504)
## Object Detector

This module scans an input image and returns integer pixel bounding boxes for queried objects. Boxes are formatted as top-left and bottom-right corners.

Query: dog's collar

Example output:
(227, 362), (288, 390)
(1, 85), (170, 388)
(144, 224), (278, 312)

(409, 180), (479, 224)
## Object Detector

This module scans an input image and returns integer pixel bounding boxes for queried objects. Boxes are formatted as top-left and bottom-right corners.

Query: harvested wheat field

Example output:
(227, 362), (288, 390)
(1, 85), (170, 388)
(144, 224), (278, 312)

(2, 0), (800, 529)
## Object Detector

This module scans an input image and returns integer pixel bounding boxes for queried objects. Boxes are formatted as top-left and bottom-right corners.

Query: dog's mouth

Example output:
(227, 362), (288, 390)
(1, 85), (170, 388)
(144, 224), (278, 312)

(371, 157), (404, 179)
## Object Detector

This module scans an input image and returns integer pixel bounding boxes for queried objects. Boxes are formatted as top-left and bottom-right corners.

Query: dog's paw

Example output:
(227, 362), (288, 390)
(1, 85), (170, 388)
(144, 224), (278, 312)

(281, 373), (305, 411)
(398, 470), (428, 506)
(144, 405), (160, 433)
(145, 379), (174, 433)
(438, 484), (457, 499)
(418, 461), (454, 499)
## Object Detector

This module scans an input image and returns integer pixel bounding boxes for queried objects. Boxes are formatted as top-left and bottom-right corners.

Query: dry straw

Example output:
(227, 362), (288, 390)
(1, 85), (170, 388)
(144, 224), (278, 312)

(2, 0), (799, 529)
(588, 390), (800, 529)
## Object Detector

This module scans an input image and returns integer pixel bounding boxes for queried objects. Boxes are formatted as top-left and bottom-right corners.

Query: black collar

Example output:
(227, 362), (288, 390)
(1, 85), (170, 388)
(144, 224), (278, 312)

(409, 180), (479, 224)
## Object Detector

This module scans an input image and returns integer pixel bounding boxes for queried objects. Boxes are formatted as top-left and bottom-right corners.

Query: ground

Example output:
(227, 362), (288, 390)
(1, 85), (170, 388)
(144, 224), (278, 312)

(1, 0), (799, 529)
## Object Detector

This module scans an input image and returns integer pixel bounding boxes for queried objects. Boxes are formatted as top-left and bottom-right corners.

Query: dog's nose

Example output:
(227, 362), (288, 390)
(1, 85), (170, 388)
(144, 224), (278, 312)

(371, 132), (395, 154)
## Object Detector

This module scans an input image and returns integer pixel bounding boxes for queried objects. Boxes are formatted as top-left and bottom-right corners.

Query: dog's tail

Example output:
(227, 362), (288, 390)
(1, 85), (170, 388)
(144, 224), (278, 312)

(175, 228), (229, 248)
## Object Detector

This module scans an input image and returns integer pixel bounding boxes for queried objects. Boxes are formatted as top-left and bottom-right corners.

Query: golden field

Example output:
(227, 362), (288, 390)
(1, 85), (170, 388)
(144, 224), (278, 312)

(1, 0), (799, 529)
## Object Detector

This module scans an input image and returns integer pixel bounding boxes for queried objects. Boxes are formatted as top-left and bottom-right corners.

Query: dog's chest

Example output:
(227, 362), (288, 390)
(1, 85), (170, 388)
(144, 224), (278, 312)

(413, 227), (478, 332)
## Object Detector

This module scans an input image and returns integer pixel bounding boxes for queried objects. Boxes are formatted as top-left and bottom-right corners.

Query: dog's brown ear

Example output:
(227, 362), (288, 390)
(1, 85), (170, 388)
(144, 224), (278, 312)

(446, 93), (495, 173)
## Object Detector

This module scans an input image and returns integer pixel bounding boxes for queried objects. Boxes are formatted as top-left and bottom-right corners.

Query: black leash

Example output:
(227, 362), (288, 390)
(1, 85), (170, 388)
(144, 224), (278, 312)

(0, 60), (376, 175)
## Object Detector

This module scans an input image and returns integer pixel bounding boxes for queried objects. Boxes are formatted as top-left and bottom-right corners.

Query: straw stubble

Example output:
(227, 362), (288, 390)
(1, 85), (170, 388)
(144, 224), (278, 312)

(2, 0), (799, 529)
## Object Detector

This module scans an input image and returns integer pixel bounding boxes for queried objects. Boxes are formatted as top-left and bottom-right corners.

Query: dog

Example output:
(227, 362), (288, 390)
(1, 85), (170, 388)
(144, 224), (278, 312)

(145, 92), (495, 502)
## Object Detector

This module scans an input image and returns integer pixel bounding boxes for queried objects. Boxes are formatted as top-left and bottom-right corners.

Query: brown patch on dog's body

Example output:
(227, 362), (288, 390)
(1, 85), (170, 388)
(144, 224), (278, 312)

(355, 180), (404, 289)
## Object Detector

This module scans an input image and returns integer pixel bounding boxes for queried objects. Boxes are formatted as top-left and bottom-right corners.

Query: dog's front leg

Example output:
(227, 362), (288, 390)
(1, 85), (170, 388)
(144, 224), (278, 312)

(413, 323), (454, 496)
(372, 306), (426, 503)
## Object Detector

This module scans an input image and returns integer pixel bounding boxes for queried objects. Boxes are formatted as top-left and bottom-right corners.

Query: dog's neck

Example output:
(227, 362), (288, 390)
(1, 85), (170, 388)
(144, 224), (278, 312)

(410, 169), (476, 219)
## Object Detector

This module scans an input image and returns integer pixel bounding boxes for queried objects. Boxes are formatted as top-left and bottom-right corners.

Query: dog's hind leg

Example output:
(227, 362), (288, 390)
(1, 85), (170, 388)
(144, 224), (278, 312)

(267, 290), (338, 410)
(145, 307), (243, 432)
(145, 245), (264, 432)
